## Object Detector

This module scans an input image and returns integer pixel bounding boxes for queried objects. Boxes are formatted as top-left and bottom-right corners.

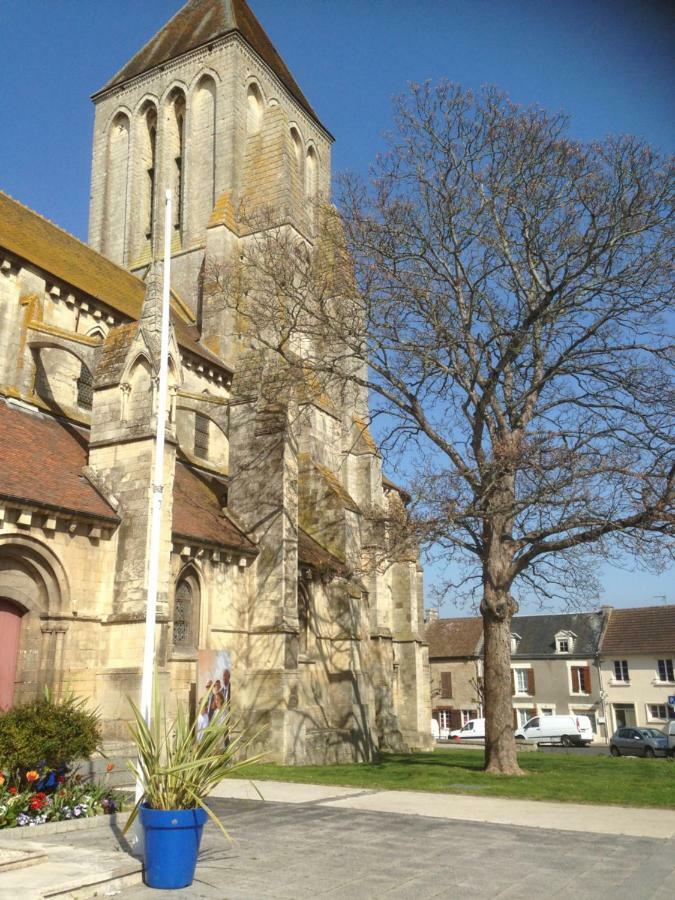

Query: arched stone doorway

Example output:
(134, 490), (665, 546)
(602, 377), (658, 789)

(0, 535), (69, 707)
(0, 598), (25, 710)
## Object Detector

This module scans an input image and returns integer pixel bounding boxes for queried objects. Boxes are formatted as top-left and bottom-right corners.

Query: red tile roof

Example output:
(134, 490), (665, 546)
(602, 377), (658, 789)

(0, 399), (117, 521)
(425, 617), (483, 658)
(600, 606), (675, 655)
(172, 463), (256, 552)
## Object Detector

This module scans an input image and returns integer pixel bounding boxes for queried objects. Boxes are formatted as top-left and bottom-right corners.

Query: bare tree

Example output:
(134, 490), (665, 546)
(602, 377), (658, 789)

(213, 84), (674, 774)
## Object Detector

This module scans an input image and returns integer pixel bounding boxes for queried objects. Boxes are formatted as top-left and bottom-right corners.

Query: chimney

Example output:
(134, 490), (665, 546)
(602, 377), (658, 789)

(426, 608), (439, 623)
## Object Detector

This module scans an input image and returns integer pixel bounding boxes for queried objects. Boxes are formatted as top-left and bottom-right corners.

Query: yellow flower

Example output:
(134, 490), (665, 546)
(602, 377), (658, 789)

(25, 770), (39, 783)
(0, 774), (5, 786)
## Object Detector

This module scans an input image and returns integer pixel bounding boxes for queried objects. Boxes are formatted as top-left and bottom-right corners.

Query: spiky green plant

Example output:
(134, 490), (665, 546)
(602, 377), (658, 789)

(123, 691), (264, 840)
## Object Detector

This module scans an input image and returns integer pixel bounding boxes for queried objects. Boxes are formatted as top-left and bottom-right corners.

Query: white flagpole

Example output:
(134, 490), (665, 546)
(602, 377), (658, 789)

(135, 188), (172, 809)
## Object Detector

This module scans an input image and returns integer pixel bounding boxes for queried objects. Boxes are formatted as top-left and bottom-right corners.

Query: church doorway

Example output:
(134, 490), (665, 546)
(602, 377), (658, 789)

(0, 598), (24, 710)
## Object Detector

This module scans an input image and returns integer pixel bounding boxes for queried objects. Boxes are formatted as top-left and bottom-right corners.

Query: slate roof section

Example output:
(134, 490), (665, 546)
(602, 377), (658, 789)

(298, 529), (346, 575)
(425, 617), (483, 658)
(0, 191), (231, 375)
(0, 399), (118, 522)
(172, 462), (256, 553)
(97, 0), (324, 132)
(510, 612), (604, 659)
(600, 606), (675, 656)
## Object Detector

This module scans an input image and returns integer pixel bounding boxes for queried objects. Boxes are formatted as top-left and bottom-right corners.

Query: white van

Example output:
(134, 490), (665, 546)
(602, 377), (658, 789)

(514, 714), (594, 746)
(449, 718), (485, 740)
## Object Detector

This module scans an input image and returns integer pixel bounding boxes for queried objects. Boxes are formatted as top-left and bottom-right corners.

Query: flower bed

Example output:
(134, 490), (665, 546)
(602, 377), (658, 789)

(0, 767), (124, 829)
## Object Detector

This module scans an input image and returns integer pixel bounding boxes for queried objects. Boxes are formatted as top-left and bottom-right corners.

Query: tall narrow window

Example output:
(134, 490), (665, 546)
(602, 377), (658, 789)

(145, 109), (157, 240)
(103, 112), (130, 263)
(190, 76), (216, 236)
(247, 82), (263, 134)
(174, 106), (185, 231)
(298, 581), (310, 658)
(173, 580), (191, 647)
(76, 363), (93, 410)
(194, 413), (209, 459)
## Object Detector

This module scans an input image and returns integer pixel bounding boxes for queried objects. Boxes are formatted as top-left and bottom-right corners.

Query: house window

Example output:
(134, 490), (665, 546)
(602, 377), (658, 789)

(194, 413), (209, 459)
(516, 708), (533, 728)
(513, 668), (534, 695)
(76, 363), (93, 410)
(440, 671), (453, 698)
(510, 633), (520, 654)
(461, 709), (478, 726)
(571, 665), (591, 694)
(558, 639), (569, 653)
(540, 707), (554, 716)
(437, 710), (452, 730)
(613, 660), (629, 682)
(648, 704), (675, 721)
(657, 659), (674, 682)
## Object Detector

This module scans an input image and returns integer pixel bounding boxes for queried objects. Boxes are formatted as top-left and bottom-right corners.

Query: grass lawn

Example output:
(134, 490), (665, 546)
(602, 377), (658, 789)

(234, 747), (675, 809)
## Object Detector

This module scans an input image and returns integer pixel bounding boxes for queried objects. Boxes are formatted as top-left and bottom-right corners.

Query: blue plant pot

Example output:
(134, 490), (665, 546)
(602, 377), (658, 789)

(140, 803), (208, 889)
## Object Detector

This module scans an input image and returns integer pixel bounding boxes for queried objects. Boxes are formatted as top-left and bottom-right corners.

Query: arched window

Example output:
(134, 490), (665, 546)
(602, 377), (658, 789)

(305, 146), (317, 199)
(173, 571), (200, 650)
(135, 103), (157, 251)
(103, 112), (130, 262)
(166, 90), (186, 235)
(290, 127), (302, 174)
(76, 363), (93, 410)
(190, 76), (216, 235)
(247, 83), (263, 134)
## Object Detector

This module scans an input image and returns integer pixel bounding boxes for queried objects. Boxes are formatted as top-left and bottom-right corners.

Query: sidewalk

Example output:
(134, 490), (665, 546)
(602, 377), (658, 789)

(210, 778), (675, 839)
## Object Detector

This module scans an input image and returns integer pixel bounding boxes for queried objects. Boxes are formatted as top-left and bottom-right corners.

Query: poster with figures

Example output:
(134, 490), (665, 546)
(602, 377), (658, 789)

(197, 649), (232, 741)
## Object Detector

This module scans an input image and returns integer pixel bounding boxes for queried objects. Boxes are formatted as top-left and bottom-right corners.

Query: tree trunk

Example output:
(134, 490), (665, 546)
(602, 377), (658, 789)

(482, 589), (523, 775)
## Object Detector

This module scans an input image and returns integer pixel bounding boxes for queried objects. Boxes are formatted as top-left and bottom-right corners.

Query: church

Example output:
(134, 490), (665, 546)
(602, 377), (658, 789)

(0, 0), (431, 763)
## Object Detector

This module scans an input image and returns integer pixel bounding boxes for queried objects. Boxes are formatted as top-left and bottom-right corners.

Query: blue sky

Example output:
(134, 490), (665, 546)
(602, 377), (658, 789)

(1, 0), (673, 611)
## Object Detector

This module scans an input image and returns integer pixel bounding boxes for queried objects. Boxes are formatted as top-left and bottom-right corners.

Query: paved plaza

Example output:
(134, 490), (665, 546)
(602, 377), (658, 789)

(4, 789), (674, 900)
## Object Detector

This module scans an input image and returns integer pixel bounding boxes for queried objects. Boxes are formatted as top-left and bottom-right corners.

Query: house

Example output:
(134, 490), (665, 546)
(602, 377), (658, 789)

(427, 611), (607, 739)
(599, 605), (675, 732)
(508, 612), (605, 735)
(426, 615), (483, 732)
(0, 0), (431, 763)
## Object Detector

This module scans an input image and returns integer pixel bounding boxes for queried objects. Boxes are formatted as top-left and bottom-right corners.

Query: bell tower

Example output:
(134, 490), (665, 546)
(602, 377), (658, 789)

(88, 0), (332, 335)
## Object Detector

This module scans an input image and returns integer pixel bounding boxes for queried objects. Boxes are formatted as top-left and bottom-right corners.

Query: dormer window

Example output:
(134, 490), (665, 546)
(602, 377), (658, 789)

(510, 633), (521, 654)
(555, 630), (576, 654)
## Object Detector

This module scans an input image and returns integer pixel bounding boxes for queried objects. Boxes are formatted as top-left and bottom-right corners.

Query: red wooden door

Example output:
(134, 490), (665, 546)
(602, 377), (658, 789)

(0, 599), (24, 710)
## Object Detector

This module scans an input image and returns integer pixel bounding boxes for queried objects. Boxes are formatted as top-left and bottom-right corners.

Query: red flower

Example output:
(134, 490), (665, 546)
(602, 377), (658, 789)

(29, 796), (44, 810)
(106, 763), (115, 773)
(25, 770), (39, 783)
(34, 791), (47, 801)
(56, 775), (66, 784)
(8, 787), (17, 795)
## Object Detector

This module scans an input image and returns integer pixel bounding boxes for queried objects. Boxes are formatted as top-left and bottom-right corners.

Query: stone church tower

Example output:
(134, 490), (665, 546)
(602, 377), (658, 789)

(0, 0), (430, 763)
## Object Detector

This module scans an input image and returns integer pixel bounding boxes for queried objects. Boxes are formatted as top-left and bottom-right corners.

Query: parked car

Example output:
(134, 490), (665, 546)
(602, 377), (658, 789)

(664, 720), (675, 758)
(514, 714), (594, 746)
(610, 727), (669, 758)
(449, 718), (485, 740)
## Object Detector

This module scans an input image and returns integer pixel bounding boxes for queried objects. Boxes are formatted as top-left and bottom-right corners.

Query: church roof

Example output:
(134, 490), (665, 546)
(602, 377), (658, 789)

(97, 0), (323, 130)
(0, 190), (230, 375)
(173, 462), (257, 553)
(298, 528), (347, 575)
(0, 399), (118, 522)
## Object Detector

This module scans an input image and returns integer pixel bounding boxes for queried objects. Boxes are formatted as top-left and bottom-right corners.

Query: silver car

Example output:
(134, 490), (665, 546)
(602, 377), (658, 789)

(609, 727), (669, 758)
